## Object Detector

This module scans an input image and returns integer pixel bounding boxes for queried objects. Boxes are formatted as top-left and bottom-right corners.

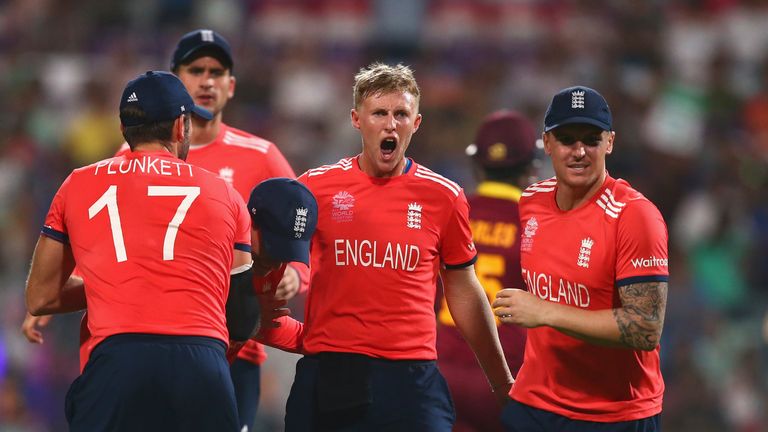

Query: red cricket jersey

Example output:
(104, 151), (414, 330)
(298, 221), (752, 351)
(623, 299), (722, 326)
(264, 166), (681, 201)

(511, 174), (668, 422)
(43, 151), (251, 359)
(259, 156), (477, 359)
(117, 123), (301, 365)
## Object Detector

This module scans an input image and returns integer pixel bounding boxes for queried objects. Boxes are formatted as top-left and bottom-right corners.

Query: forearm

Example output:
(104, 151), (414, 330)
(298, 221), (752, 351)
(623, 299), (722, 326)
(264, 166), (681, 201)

(544, 301), (663, 351)
(444, 270), (512, 389)
(290, 262), (310, 294)
(257, 316), (305, 354)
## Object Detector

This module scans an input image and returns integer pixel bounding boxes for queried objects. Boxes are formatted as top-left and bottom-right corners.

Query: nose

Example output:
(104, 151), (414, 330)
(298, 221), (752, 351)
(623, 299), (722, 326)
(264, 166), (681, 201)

(385, 114), (397, 131)
(573, 142), (586, 158)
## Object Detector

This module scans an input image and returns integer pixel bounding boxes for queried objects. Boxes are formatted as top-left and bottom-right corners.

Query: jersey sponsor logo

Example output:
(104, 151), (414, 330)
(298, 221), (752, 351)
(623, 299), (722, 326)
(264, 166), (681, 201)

(294, 207), (309, 238)
(333, 239), (420, 271)
(571, 89), (585, 108)
(523, 268), (590, 308)
(331, 191), (355, 222)
(630, 255), (668, 269)
(94, 156), (194, 178)
(521, 217), (538, 252)
(218, 167), (234, 184)
(407, 202), (422, 229)
(577, 237), (594, 268)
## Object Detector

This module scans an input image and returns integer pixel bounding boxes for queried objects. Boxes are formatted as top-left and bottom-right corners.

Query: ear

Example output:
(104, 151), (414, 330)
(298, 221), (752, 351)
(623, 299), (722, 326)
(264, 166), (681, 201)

(412, 113), (423, 132)
(606, 131), (615, 155)
(350, 108), (360, 129)
(228, 75), (236, 100)
(173, 116), (185, 141)
(542, 132), (553, 156)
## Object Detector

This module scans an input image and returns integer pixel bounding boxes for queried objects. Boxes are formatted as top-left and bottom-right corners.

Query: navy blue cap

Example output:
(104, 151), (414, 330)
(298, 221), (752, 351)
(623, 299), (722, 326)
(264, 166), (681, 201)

(248, 178), (318, 265)
(171, 29), (233, 71)
(544, 86), (612, 132)
(120, 71), (212, 127)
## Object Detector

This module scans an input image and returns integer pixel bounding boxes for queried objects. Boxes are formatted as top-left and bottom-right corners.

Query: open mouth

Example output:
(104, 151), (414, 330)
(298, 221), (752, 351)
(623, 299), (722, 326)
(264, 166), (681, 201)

(381, 138), (396, 155)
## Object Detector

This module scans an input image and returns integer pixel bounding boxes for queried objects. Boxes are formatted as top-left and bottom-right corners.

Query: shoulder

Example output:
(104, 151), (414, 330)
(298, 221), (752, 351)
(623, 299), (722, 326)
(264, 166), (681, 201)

(520, 177), (557, 203)
(219, 125), (274, 154)
(302, 157), (355, 181)
(411, 163), (463, 199)
(608, 178), (665, 224)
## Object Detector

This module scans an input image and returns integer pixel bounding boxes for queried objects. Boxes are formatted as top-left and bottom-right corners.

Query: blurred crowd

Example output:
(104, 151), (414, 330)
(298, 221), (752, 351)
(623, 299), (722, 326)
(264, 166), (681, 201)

(1, 0), (768, 431)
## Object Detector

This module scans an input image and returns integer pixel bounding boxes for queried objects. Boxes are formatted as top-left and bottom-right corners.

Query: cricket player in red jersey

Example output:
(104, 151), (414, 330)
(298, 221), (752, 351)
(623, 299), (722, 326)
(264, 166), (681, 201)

(258, 63), (513, 431)
(21, 29), (304, 430)
(493, 86), (668, 431)
(436, 110), (539, 432)
(25, 71), (258, 431)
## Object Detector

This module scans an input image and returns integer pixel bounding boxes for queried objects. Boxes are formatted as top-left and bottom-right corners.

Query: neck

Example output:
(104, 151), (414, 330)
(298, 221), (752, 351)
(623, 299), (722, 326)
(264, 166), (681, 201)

(358, 155), (406, 178)
(191, 114), (222, 146)
(555, 171), (606, 211)
(132, 141), (174, 155)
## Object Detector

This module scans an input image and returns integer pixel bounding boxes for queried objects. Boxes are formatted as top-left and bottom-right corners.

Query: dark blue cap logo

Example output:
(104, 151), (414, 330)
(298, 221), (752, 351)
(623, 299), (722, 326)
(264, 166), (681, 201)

(544, 86), (612, 132)
(248, 178), (318, 265)
(171, 29), (233, 71)
(119, 71), (212, 126)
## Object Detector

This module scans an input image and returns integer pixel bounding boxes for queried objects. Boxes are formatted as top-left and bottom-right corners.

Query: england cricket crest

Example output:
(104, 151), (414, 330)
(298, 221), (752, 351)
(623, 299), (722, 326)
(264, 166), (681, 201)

(331, 191), (354, 222)
(577, 237), (594, 268)
(407, 202), (422, 229)
(521, 217), (539, 252)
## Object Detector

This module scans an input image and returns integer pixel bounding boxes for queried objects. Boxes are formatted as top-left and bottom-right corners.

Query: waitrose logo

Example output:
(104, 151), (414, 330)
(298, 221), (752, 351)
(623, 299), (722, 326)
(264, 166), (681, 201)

(631, 255), (668, 269)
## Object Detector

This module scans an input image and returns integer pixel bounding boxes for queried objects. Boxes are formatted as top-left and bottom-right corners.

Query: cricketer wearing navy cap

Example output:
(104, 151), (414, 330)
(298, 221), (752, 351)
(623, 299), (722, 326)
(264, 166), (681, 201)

(248, 178), (318, 270)
(543, 85), (612, 132)
(120, 71), (212, 127)
(171, 29), (233, 72)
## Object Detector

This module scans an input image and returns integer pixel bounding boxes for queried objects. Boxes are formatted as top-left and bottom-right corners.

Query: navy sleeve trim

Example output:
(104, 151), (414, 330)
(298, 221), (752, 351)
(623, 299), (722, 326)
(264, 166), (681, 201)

(444, 253), (478, 270)
(41, 226), (68, 244)
(616, 275), (669, 287)
(234, 243), (252, 253)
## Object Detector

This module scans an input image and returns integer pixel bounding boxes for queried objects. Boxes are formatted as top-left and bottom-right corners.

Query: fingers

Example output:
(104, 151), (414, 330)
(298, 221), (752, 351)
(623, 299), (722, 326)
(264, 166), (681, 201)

(21, 314), (44, 344)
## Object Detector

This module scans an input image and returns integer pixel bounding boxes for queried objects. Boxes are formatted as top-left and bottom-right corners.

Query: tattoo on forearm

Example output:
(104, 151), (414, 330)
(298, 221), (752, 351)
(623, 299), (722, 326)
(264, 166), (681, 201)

(613, 282), (668, 350)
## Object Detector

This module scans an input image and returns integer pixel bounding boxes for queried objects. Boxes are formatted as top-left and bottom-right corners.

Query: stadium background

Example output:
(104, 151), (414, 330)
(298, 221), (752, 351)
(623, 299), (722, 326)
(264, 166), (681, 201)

(1, 0), (767, 430)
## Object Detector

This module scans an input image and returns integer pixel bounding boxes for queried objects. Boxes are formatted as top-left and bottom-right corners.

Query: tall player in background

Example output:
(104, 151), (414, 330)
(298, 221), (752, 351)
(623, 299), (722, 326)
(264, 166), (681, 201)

(493, 86), (668, 431)
(258, 62), (513, 431)
(436, 110), (538, 432)
(25, 71), (255, 431)
(21, 29), (304, 431)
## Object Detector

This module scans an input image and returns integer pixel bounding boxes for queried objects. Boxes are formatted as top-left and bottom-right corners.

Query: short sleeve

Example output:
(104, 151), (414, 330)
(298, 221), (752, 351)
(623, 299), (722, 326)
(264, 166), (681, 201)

(41, 173), (73, 243)
(615, 199), (669, 286)
(230, 185), (252, 252)
(440, 190), (478, 269)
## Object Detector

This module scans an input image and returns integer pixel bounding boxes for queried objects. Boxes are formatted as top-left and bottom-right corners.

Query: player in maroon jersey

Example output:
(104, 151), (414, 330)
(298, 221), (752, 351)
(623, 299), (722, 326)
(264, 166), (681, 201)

(493, 86), (668, 431)
(25, 71), (256, 431)
(257, 63), (512, 431)
(436, 110), (539, 432)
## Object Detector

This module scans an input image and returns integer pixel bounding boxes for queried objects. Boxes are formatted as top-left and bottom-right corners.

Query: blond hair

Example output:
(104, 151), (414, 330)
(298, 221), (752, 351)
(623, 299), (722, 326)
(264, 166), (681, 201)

(353, 62), (420, 109)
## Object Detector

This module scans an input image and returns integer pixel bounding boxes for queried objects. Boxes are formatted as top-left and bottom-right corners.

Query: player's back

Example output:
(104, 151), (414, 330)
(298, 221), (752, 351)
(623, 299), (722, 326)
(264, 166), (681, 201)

(50, 150), (249, 345)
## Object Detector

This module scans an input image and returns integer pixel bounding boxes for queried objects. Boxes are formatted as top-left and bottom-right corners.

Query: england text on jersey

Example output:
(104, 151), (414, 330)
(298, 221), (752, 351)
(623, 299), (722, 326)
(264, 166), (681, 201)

(333, 239), (420, 271)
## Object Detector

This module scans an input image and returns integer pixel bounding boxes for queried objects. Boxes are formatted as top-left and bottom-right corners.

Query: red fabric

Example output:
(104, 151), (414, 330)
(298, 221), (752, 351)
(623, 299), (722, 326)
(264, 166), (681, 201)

(264, 156), (476, 360)
(511, 175), (668, 422)
(45, 151), (250, 365)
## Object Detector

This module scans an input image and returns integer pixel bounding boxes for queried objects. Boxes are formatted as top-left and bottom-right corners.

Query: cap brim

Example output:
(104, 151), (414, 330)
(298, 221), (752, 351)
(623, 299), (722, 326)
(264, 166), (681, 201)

(544, 116), (610, 132)
(177, 45), (233, 69)
(192, 105), (213, 120)
(260, 230), (311, 265)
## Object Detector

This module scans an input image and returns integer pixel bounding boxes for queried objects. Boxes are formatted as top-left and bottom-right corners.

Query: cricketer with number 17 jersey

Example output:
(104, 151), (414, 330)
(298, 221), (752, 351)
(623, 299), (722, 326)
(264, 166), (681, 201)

(511, 174), (669, 422)
(43, 150), (251, 355)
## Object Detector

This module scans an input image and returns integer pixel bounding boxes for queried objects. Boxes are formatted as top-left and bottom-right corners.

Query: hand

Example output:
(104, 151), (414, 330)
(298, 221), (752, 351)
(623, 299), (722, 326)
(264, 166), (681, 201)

(492, 381), (513, 406)
(256, 289), (291, 331)
(21, 312), (52, 344)
(492, 288), (548, 328)
(274, 265), (300, 300)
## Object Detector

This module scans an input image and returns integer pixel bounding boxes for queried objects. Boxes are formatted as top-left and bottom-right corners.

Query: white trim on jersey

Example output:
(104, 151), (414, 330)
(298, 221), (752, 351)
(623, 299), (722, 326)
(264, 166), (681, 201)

(521, 178), (557, 197)
(414, 166), (460, 197)
(307, 158), (354, 177)
(222, 131), (271, 153)
(597, 188), (626, 219)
